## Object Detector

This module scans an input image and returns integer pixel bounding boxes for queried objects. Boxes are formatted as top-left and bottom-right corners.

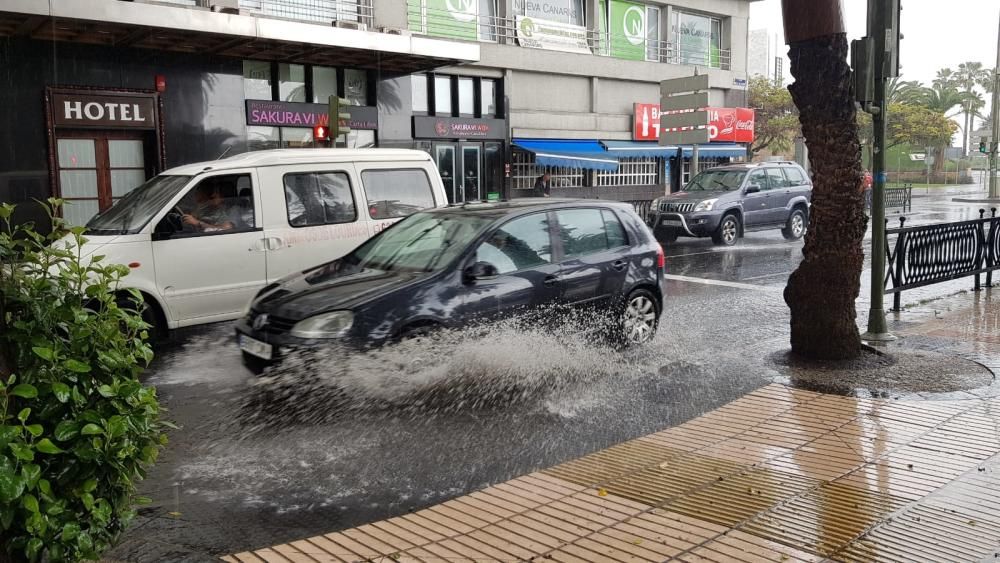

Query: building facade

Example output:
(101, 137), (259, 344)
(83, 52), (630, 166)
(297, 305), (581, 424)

(0, 0), (754, 228)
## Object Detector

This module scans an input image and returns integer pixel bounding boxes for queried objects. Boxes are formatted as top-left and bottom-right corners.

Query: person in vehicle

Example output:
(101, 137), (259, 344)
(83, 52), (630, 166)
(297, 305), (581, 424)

(182, 184), (238, 232)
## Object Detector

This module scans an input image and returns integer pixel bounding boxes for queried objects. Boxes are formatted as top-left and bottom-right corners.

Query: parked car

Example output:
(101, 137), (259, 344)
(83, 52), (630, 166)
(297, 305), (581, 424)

(648, 161), (812, 246)
(65, 148), (449, 332)
(235, 199), (665, 369)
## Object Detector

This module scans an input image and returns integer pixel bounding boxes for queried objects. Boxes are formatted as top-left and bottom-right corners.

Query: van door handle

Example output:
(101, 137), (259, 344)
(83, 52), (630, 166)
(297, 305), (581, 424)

(251, 238), (267, 252)
(543, 275), (559, 287)
(265, 237), (285, 251)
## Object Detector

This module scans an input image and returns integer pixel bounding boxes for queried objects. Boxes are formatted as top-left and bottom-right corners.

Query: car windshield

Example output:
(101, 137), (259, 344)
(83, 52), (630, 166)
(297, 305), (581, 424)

(343, 211), (493, 273)
(684, 169), (747, 192)
(84, 175), (192, 235)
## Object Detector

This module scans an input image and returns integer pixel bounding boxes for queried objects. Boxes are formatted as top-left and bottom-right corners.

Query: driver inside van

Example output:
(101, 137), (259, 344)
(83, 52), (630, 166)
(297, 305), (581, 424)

(182, 184), (238, 232)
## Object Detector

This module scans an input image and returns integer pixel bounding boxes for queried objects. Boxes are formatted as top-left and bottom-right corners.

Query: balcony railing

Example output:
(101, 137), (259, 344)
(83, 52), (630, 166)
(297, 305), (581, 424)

(405, 3), (730, 70)
(239, 0), (374, 26)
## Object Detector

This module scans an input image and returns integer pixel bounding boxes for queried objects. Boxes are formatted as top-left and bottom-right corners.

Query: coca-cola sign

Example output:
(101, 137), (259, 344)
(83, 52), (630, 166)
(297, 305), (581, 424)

(633, 104), (755, 143)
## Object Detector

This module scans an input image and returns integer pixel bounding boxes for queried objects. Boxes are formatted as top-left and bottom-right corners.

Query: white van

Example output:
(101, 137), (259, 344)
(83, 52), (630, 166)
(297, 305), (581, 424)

(68, 148), (448, 330)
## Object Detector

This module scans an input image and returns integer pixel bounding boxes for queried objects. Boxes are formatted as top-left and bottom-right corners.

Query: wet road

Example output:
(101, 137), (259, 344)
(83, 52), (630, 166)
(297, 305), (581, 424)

(108, 193), (990, 561)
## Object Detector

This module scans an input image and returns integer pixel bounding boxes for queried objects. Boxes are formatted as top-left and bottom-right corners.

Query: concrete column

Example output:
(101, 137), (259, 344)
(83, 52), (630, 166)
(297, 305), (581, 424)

(590, 76), (599, 114)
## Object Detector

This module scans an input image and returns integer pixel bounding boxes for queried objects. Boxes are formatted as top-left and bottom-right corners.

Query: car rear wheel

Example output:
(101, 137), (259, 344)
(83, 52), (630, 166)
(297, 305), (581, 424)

(782, 208), (807, 240)
(619, 289), (660, 346)
(712, 214), (740, 246)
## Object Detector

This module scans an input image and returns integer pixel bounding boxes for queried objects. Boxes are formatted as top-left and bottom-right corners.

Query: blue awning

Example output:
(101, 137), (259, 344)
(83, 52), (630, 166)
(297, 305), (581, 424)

(513, 139), (619, 171)
(602, 140), (747, 159)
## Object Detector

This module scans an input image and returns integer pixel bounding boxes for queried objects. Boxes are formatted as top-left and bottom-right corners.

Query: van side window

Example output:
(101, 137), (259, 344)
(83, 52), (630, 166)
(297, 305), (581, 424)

(283, 172), (356, 227)
(360, 169), (436, 220)
(156, 173), (253, 237)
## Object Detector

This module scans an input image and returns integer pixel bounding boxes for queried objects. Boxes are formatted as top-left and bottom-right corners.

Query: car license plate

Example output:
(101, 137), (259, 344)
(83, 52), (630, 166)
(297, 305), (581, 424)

(662, 219), (683, 227)
(239, 334), (273, 360)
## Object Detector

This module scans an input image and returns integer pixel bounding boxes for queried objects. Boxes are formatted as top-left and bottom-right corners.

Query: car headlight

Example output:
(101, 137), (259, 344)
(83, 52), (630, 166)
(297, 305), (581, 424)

(694, 198), (718, 212)
(290, 311), (354, 339)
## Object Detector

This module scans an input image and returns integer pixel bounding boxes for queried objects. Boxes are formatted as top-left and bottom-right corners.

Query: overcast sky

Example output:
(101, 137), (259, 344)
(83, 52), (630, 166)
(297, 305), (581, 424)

(749, 0), (999, 87)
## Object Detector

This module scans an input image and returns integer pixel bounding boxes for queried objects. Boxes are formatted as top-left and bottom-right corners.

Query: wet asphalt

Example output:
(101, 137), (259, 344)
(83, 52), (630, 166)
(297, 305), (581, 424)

(106, 192), (990, 562)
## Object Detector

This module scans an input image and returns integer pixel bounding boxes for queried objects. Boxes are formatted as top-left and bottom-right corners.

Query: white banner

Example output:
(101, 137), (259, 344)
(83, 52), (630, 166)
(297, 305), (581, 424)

(515, 15), (591, 55)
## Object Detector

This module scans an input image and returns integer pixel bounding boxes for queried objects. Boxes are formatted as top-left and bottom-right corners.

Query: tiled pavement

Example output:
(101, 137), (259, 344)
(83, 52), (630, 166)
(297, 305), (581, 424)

(225, 293), (1000, 563)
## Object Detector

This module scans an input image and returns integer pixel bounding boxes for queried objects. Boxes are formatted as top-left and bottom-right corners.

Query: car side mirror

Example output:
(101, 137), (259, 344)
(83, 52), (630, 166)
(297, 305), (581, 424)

(745, 184), (762, 194)
(464, 261), (499, 282)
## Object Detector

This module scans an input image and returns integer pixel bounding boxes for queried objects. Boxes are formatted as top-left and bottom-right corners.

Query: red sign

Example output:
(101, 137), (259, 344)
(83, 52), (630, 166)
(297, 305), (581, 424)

(633, 104), (755, 143)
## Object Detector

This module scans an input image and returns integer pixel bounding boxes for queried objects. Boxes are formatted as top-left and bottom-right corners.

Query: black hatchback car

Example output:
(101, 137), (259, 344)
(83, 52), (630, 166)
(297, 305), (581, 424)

(235, 199), (665, 368)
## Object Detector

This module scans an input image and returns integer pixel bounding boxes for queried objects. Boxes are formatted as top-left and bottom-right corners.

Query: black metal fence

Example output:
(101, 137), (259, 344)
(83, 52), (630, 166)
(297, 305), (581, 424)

(866, 185), (913, 212)
(884, 208), (1000, 310)
(627, 200), (653, 220)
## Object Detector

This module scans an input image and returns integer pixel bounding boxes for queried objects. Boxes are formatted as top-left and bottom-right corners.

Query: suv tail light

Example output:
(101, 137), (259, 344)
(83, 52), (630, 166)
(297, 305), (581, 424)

(656, 245), (665, 271)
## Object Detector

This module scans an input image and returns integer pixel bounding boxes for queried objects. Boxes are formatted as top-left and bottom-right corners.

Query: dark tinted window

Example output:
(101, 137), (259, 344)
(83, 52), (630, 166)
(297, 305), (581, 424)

(283, 172), (356, 227)
(475, 213), (553, 274)
(783, 167), (806, 185)
(361, 169), (436, 219)
(603, 210), (628, 248)
(765, 168), (789, 189)
(557, 208), (622, 258)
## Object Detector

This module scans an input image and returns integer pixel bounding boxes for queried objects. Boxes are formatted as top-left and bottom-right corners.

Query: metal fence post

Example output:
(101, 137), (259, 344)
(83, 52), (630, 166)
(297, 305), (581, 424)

(892, 217), (905, 311)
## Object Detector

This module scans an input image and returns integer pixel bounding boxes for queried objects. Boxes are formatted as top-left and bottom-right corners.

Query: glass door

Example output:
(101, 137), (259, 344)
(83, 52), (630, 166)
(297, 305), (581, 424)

(484, 142), (503, 200)
(434, 144), (458, 203)
(461, 144), (482, 202)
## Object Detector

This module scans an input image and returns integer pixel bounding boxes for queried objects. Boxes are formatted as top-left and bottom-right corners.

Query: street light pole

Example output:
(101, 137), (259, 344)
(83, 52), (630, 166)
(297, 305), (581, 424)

(990, 12), (1000, 198)
(862, 0), (894, 341)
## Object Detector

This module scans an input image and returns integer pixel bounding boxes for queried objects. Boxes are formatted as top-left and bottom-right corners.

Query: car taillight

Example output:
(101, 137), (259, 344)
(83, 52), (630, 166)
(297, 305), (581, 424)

(657, 245), (665, 270)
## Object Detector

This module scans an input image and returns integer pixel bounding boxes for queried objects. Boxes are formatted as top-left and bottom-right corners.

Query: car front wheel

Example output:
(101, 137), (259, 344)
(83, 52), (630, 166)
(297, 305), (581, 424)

(712, 214), (740, 246)
(619, 289), (660, 346)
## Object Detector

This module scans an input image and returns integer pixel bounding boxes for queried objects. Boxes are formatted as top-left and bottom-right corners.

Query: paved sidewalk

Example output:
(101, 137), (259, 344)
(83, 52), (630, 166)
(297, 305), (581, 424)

(225, 294), (1000, 563)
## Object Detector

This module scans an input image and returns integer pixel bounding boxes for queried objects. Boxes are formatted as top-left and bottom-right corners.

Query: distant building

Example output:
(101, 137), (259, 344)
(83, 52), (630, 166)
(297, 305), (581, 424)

(748, 29), (770, 78)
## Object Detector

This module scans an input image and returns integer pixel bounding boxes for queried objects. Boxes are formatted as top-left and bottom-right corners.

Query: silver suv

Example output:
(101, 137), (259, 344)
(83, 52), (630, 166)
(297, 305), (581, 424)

(648, 162), (812, 246)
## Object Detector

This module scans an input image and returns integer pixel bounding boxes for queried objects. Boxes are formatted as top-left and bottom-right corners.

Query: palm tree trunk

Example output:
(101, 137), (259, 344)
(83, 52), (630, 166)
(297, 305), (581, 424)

(781, 1), (865, 360)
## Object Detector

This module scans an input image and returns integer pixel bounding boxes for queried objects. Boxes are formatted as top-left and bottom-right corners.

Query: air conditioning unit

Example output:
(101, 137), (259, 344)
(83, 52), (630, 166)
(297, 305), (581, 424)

(209, 0), (239, 13)
(380, 26), (411, 36)
(333, 20), (368, 31)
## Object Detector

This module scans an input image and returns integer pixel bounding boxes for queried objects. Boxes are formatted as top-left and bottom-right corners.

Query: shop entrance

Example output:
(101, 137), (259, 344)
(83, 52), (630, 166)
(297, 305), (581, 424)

(433, 141), (503, 204)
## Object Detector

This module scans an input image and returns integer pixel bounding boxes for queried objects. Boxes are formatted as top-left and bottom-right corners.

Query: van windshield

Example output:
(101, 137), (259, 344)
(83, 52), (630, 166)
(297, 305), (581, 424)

(341, 212), (492, 273)
(84, 175), (192, 235)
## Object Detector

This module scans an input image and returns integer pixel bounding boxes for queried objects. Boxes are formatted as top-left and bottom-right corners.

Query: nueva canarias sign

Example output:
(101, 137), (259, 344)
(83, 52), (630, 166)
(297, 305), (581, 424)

(611, 0), (645, 61)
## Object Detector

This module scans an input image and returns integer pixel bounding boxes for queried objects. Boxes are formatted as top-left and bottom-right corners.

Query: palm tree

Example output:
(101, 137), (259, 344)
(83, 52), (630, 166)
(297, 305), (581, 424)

(912, 81), (966, 175)
(887, 77), (923, 105)
(780, 0), (866, 360)
(955, 62), (992, 155)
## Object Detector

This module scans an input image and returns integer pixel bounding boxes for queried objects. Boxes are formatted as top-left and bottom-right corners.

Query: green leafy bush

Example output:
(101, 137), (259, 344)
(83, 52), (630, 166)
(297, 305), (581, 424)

(0, 201), (167, 561)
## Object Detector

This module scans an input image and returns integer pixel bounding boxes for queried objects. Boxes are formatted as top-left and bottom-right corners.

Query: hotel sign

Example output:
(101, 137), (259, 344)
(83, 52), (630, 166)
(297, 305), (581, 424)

(51, 91), (157, 129)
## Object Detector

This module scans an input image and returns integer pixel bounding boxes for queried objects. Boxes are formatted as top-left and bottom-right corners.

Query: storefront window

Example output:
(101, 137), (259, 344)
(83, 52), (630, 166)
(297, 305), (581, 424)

(481, 79), (496, 116)
(458, 78), (475, 116)
(344, 69), (368, 106)
(645, 6), (660, 62)
(279, 63), (306, 102)
(513, 0), (584, 26)
(312, 66), (338, 104)
(247, 126), (280, 151)
(671, 10), (723, 68)
(243, 60), (272, 100)
(434, 75), (452, 115)
(412, 74), (428, 113)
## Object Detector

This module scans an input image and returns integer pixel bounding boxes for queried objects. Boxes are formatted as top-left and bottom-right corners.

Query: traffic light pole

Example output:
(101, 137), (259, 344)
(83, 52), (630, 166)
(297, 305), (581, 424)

(863, 0), (894, 341)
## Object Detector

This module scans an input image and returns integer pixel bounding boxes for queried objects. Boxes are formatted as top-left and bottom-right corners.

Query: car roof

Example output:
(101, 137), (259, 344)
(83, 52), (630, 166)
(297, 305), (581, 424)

(709, 161), (803, 171)
(160, 148), (434, 176)
(426, 198), (634, 219)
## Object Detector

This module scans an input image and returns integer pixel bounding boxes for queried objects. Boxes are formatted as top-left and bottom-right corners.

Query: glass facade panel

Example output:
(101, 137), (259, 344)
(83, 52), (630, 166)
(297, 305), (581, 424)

(62, 199), (100, 227)
(243, 60), (272, 100)
(434, 75), (452, 115)
(279, 63), (306, 102)
(344, 68), (368, 106)
(312, 66), (338, 103)
(481, 79), (496, 116)
(110, 169), (147, 198)
(458, 77), (475, 115)
(412, 74), (429, 113)
(59, 170), (99, 199)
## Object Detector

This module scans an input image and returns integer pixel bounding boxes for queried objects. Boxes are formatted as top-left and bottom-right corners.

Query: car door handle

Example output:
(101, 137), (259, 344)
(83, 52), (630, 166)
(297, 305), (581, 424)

(543, 275), (559, 287)
(612, 259), (628, 271)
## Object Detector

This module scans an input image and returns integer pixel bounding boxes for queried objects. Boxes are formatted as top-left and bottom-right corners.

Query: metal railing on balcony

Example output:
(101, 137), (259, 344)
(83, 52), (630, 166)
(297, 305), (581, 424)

(240, 0), (374, 26)
(405, 3), (730, 70)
